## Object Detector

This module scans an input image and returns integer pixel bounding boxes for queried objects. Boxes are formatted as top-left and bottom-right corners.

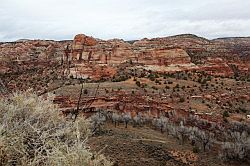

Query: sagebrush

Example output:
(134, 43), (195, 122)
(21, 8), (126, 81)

(0, 90), (112, 166)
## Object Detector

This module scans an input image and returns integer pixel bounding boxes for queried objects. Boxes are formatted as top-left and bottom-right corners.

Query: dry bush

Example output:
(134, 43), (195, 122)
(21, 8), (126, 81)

(175, 124), (191, 145)
(228, 121), (250, 134)
(220, 142), (250, 162)
(111, 112), (120, 127)
(121, 112), (131, 128)
(90, 111), (107, 133)
(0, 90), (112, 166)
(220, 131), (250, 162)
(132, 113), (143, 127)
(190, 127), (214, 152)
(152, 116), (169, 133)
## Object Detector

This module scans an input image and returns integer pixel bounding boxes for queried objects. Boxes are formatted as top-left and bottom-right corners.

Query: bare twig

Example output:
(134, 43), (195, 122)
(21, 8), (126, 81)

(73, 82), (100, 121)
(73, 82), (84, 122)
(83, 82), (101, 111)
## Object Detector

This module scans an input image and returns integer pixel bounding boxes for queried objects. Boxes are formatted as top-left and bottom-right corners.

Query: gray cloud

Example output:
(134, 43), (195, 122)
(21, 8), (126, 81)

(0, 0), (250, 41)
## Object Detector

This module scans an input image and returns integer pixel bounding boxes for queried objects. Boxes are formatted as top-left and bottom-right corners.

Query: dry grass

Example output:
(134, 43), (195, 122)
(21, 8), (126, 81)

(0, 90), (112, 166)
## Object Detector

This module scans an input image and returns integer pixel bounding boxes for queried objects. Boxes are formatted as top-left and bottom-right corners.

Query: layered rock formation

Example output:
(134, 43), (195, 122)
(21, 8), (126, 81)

(66, 33), (250, 78)
(65, 34), (197, 78)
(1, 33), (249, 83)
(0, 40), (70, 74)
(137, 48), (191, 65)
(133, 34), (249, 77)
(71, 34), (98, 61)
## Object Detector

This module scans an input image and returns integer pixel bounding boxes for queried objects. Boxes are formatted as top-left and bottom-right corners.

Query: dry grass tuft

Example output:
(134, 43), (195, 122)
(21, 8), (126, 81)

(0, 90), (112, 166)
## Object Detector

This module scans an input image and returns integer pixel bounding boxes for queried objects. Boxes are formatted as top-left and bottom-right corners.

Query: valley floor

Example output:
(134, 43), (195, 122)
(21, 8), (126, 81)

(88, 122), (245, 166)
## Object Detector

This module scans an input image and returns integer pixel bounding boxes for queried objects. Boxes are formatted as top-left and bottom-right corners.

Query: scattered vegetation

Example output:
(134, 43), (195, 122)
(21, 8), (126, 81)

(0, 91), (112, 166)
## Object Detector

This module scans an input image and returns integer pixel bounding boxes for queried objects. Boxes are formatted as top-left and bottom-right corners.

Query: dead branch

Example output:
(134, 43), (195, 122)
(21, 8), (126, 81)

(83, 82), (101, 111)
(73, 82), (84, 122)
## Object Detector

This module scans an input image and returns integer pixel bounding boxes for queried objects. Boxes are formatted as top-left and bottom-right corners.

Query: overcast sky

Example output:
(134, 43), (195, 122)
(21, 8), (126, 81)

(0, 0), (250, 41)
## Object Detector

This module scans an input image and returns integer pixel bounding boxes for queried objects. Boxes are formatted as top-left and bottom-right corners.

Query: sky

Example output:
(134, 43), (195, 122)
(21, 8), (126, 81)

(0, 0), (250, 41)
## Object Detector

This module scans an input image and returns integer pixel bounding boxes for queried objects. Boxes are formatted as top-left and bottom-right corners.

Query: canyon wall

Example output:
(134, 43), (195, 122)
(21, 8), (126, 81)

(1, 34), (249, 81)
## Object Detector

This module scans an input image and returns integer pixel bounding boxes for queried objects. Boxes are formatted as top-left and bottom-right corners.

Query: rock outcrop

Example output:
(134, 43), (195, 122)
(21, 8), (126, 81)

(1, 33), (249, 83)
(133, 34), (250, 77)
(0, 40), (70, 75)
(137, 48), (191, 66)
(65, 34), (197, 78)
(71, 34), (98, 61)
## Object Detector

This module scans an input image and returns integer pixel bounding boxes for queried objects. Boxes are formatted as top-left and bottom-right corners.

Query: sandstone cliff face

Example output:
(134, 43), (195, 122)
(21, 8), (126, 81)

(133, 34), (250, 77)
(71, 34), (98, 61)
(68, 35), (190, 65)
(137, 48), (191, 66)
(70, 35), (135, 65)
(0, 40), (70, 75)
(133, 34), (249, 63)
(65, 34), (195, 78)
(73, 34), (97, 47)
(1, 33), (249, 82)
(61, 33), (250, 78)
(0, 40), (68, 61)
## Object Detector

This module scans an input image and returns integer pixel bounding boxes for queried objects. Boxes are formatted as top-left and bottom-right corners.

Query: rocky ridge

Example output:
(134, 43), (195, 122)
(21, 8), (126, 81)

(66, 34), (249, 78)
(0, 33), (249, 93)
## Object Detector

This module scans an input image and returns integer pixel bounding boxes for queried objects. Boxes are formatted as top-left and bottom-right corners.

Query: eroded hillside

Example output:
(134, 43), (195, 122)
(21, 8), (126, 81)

(0, 33), (249, 166)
